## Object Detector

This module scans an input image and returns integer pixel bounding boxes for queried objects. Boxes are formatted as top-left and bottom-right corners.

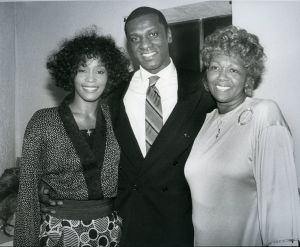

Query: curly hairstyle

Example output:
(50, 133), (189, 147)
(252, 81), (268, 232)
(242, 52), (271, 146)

(47, 27), (130, 98)
(201, 25), (266, 89)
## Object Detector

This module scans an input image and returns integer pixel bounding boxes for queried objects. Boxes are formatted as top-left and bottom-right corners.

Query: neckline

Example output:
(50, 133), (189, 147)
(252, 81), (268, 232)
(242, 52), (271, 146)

(216, 97), (249, 119)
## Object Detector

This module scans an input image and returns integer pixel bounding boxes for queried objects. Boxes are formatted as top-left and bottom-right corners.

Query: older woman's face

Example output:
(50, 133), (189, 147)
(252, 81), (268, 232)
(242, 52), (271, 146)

(74, 58), (108, 103)
(206, 53), (249, 113)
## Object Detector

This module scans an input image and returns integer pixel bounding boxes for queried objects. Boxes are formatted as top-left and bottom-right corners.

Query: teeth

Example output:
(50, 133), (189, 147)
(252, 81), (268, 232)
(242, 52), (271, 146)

(216, 85), (230, 91)
(82, 86), (98, 92)
(142, 52), (156, 57)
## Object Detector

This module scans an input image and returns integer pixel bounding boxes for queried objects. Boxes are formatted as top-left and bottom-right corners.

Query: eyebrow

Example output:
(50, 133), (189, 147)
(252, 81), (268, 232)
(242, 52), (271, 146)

(128, 26), (158, 35)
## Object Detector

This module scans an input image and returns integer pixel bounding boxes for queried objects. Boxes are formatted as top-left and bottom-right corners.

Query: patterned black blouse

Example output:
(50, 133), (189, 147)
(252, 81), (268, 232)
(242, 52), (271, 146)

(14, 97), (120, 246)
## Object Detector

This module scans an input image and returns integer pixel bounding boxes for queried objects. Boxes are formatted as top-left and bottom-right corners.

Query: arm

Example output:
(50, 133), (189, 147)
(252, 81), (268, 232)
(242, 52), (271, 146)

(254, 103), (300, 245)
(14, 112), (43, 247)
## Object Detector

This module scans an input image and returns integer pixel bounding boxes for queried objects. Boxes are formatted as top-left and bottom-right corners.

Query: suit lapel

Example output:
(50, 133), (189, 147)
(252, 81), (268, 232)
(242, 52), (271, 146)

(141, 69), (206, 171)
(115, 102), (144, 164)
(111, 69), (214, 175)
(141, 92), (202, 171)
(110, 74), (144, 167)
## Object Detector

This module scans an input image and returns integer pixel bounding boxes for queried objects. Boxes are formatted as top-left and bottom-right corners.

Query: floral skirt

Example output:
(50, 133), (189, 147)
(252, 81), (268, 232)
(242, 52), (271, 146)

(39, 211), (122, 247)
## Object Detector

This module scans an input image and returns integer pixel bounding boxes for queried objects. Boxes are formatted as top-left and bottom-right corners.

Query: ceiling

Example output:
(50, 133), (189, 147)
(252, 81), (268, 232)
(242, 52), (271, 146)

(162, 1), (232, 23)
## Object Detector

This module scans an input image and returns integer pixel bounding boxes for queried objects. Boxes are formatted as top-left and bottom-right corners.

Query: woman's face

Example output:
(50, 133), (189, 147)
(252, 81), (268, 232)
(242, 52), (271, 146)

(206, 53), (249, 113)
(74, 58), (108, 103)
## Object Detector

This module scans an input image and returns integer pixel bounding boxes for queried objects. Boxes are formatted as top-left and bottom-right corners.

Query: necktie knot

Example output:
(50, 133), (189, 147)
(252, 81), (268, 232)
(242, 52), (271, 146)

(148, 76), (160, 87)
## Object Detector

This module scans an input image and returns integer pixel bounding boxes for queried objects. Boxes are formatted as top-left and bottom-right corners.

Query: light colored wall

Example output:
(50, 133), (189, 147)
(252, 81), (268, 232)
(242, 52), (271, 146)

(14, 0), (207, 157)
(0, 3), (16, 175)
(13, 0), (300, 183)
(232, 0), (300, 181)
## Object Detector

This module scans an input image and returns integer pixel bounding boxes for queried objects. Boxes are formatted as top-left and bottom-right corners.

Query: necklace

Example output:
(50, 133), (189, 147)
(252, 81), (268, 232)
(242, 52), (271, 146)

(86, 129), (93, 136)
(216, 118), (223, 139)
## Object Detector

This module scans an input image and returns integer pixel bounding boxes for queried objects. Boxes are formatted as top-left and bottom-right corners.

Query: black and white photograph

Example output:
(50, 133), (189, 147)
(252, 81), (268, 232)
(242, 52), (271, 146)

(1, 0), (300, 246)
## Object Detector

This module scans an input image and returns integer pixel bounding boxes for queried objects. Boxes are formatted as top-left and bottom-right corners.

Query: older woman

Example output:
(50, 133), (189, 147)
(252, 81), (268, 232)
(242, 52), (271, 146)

(185, 25), (300, 246)
(14, 28), (130, 247)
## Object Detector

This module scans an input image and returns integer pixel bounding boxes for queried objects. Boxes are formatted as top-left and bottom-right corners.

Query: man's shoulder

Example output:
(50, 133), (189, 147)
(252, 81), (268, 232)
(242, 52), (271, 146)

(176, 67), (216, 111)
(176, 67), (204, 93)
(176, 68), (202, 80)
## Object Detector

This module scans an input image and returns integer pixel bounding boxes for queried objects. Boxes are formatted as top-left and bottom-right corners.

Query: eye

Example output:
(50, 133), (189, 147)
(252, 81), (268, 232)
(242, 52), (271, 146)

(97, 70), (105, 74)
(208, 65), (219, 71)
(77, 68), (86, 73)
(229, 68), (239, 74)
(149, 32), (158, 38)
(130, 36), (139, 43)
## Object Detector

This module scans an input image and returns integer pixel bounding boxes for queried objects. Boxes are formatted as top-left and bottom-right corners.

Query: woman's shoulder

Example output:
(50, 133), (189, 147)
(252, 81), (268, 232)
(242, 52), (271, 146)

(23, 107), (60, 137)
(27, 107), (59, 126)
(31, 106), (58, 119)
(250, 98), (282, 115)
(249, 98), (287, 127)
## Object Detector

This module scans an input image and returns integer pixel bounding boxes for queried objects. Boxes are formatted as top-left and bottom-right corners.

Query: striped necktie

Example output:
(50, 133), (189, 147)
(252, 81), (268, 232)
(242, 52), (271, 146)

(145, 75), (163, 153)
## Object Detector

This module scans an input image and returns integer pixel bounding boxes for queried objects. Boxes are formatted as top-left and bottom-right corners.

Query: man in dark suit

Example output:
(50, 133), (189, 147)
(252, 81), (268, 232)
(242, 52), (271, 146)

(109, 6), (215, 247)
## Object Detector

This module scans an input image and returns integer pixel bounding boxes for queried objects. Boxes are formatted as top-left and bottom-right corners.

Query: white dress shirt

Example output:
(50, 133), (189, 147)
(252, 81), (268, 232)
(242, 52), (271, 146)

(123, 60), (178, 157)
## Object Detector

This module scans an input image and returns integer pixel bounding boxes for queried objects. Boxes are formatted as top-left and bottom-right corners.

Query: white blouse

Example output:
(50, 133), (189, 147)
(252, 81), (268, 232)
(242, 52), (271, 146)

(185, 97), (300, 246)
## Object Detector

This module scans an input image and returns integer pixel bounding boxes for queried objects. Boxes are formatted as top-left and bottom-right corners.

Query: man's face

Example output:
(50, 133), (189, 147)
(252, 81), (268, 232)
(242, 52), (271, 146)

(126, 13), (172, 74)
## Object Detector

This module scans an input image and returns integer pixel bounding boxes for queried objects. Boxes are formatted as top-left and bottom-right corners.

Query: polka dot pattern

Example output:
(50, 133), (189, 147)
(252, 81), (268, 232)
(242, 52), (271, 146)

(39, 212), (122, 247)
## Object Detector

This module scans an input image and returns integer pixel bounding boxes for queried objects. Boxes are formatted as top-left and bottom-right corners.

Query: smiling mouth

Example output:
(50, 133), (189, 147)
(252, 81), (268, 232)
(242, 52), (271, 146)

(216, 85), (230, 91)
(82, 86), (99, 93)
(142, 52), (156, 58)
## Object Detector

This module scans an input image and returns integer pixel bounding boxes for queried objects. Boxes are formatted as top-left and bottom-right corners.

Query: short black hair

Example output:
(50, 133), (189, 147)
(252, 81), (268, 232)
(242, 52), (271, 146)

(124, 6), (169, 37)
(47, 27), (130, 98)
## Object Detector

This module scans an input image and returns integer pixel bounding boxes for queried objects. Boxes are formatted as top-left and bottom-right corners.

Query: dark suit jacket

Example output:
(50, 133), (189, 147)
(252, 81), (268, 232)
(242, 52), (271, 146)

(109, 68), (215, 247)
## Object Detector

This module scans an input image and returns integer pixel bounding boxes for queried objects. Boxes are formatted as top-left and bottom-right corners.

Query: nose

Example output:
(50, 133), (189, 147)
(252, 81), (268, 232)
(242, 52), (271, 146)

(86, 70), (95, 82)
(140, 37), (152, 50)
(218, 68), (228, 80)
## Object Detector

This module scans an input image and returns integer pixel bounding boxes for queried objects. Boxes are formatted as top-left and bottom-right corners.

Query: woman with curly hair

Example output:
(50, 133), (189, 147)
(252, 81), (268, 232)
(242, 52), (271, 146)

(184, 25), (300, 246)
(14, 28), (130, 247)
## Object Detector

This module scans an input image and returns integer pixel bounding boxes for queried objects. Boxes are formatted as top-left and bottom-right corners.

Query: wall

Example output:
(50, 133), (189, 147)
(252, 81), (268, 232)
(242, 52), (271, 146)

(14, 0), (208, 157)
(11, 0), (300, 182)
(0, 3), (16, 175)
(232, 0), (300, 181)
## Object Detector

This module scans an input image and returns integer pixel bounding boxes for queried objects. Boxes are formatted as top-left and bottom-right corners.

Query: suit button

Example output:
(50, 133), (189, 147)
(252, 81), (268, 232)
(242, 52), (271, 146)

(184, 133), (190, 138)
(172, 161), (179, 166)
(132, 184), (138, 191)
(161, 186), (168, 192)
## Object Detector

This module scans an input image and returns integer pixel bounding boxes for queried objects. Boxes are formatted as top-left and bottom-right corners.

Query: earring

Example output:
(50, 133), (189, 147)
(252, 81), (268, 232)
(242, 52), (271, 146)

(202, 77), (209, 92)
(244, 84), (253, 97)
(203, 81), (209, 92)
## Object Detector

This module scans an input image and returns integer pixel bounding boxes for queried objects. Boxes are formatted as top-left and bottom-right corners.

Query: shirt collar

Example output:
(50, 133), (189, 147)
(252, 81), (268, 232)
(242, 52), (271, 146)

(139, 58), (176, 83)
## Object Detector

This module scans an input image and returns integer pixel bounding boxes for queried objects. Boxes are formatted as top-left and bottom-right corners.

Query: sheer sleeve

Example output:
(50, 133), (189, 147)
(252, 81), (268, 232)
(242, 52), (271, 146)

(254, 101), (300, 246)
(14, 111), (43, 247)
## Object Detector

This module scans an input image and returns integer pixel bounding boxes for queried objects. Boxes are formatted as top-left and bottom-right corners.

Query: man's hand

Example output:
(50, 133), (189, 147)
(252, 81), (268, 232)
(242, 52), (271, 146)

(39, 182), (63, 218)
